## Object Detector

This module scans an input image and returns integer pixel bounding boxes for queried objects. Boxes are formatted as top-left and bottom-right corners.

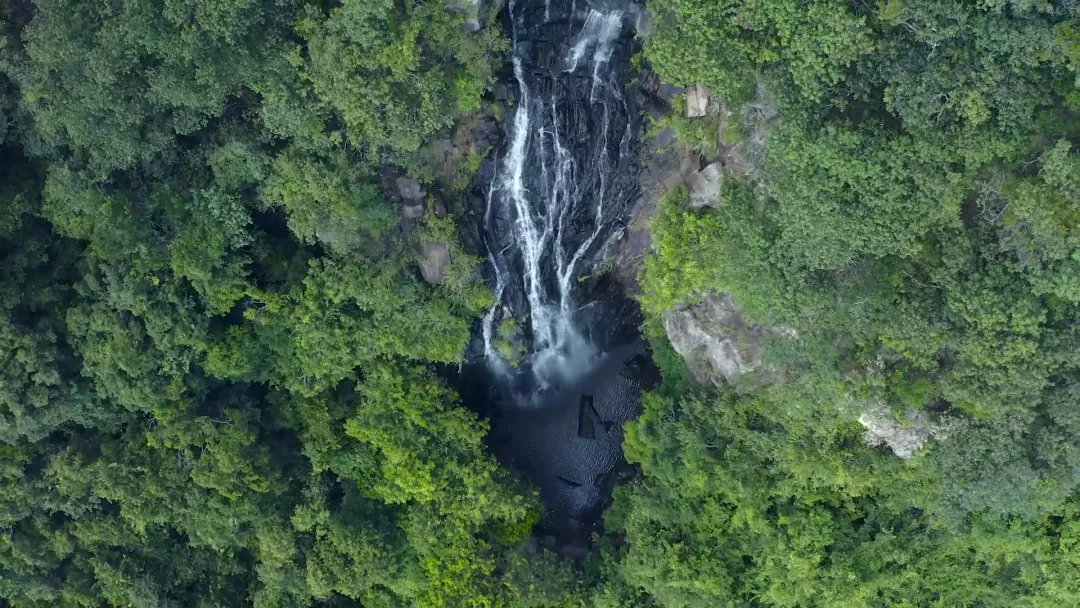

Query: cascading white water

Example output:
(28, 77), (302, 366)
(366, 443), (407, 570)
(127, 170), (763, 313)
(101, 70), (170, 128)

(481, 153), (508, 370)
(481, 1), (629, 391)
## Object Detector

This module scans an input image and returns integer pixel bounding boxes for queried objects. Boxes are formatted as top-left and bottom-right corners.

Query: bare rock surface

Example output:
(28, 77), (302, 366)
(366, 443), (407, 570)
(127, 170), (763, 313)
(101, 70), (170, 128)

(402, 200), (425, 219)
(859, 406), (953, 459)
(662, 293), (766, 386)
(595, 128), (699, 293)
(628, 3), (653, 38)
(684, 84), (711, 118)
(396, 174), (428, 219)
(396, 176), (426, 201)
(686, 162), (722, 209)
(419, 242), (450, 284)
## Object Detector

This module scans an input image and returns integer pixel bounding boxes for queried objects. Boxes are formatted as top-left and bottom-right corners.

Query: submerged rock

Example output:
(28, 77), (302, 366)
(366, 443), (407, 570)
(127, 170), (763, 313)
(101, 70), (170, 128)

(555, 475), (582, 488)
(859, 406), (953, 459)
(577, 395), (597, 439)
(686, 162), (722, 209)
(418, 241), (450, 284)
(662, 293), (766, 387)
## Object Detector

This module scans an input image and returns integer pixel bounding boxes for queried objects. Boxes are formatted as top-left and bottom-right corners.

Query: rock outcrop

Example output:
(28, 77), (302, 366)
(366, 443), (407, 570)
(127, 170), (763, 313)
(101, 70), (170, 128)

(396, 176), (426, 201)
(594, 116), (699, 294)
(402, 200), (425, 219)
(686, 162), (722, 209)
(397, 177), (427, 219)
(628, 3), (653, 39)
(595, 76), (780, 293)
(684, 84), (711, 118)
(662, 293), (766, 387)
(859, 406), (953, 460)
(445, 0), (481, 32)
(714, 84), (779, 183)
(418, 241), (450, 284)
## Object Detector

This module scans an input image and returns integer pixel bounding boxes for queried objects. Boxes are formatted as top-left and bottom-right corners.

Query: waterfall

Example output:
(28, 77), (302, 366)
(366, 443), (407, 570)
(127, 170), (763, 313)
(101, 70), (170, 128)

(480, 0), (638, 396)
(564, 10), (623, 102)
(481, 152), (508, 371)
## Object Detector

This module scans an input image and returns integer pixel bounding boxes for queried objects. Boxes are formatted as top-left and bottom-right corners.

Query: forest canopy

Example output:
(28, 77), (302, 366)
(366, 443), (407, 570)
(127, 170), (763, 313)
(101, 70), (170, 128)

(0, 1), (574, 606)
(613, 0), (1080, 606)
(0, 0), (1078, 607)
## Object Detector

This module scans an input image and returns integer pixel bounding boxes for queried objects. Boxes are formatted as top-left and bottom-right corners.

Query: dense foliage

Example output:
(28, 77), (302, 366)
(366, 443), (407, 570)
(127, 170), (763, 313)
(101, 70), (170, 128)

(0, 1), (589, 607)
(2, 0), (1079, 607)
(602, 0), (1080, 606)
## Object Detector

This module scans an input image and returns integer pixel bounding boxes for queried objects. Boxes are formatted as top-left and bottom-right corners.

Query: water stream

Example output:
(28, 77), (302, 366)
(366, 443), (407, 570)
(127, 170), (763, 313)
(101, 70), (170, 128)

(468, 0), (653, 531)
(480, 0), (639, 397)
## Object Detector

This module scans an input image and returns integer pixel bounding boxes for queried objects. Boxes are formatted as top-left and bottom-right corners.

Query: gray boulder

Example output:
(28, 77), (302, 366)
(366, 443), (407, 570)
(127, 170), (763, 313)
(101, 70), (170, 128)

(397, 176), (427, 218)
(628, 3), (653, 38)
(684, 84), (711, 118)
(686, 162), (722, 209)
(662, 293), (765, 387)
(396, 176), (426, 201)
(402, 200), (425, 219)
(419, 242), (451, 284)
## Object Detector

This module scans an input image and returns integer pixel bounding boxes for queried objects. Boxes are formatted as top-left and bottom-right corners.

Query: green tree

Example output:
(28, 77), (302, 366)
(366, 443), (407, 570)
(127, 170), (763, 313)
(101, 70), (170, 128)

(296, 0), (507, 162)
(14, 0), (298, 174)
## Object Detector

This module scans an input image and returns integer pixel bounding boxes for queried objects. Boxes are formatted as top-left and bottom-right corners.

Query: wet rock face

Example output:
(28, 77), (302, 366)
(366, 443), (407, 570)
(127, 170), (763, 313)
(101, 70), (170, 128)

(627, 2), (652, 38)
(594, 110), (699, 295)
(476, 0), (644, 367)
(461, 0), (653, 535)
(662, 293), (766, 387)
